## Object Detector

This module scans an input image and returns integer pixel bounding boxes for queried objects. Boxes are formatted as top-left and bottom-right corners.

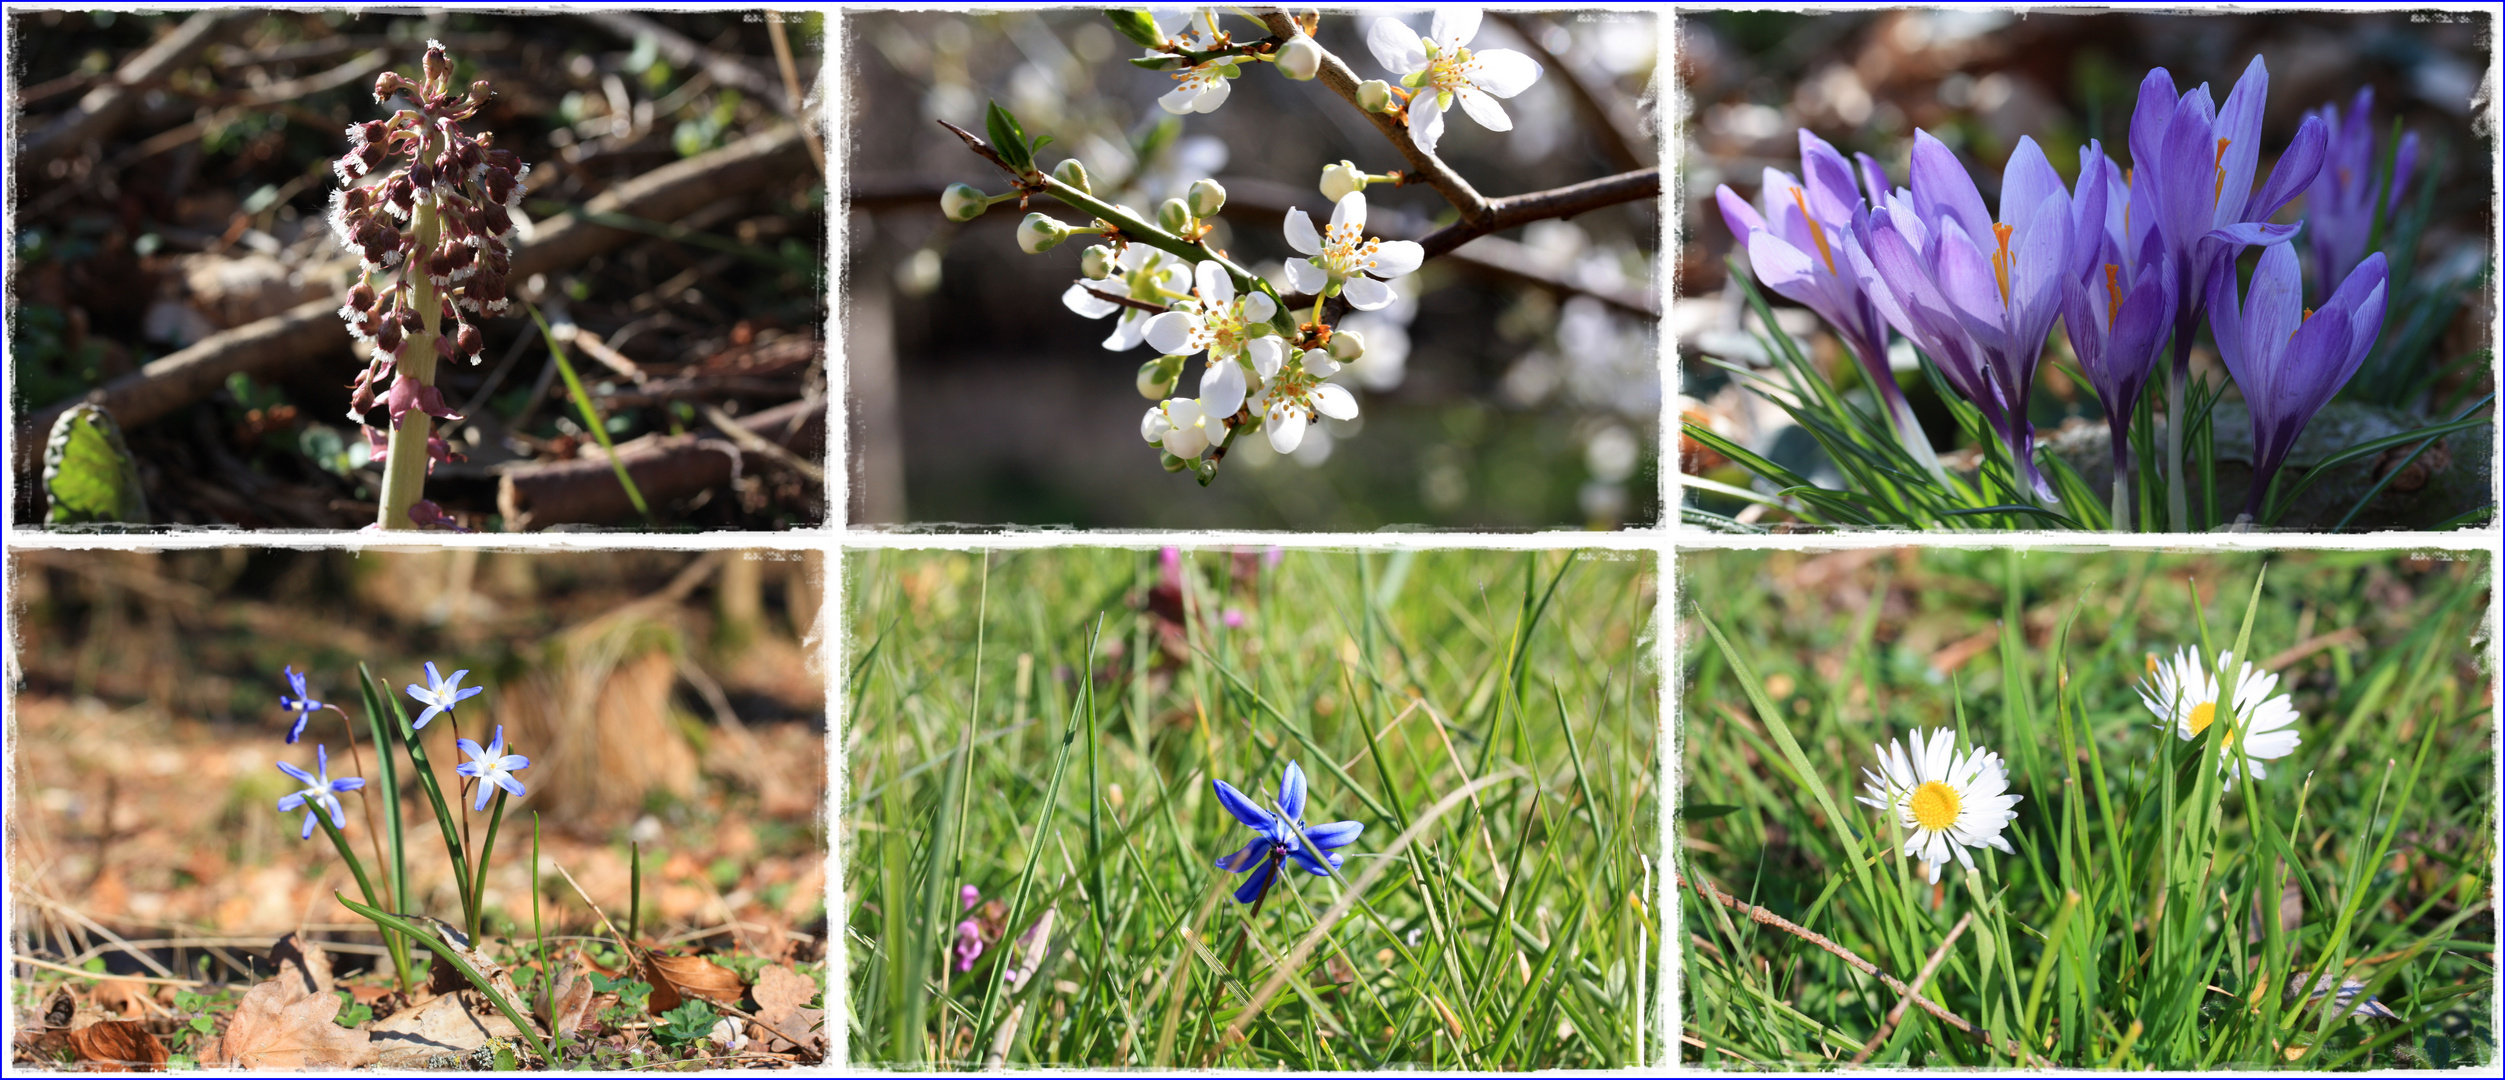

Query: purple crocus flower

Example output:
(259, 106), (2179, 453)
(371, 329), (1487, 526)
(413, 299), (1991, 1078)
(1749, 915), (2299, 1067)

(2125, 57), (2327, 525)
(1212, 760), (1364, 904)
(1717, 130), (1942, 477)
(2061, 147), (2180, 528)
(276, 745), (365, 841)
(2305, 86), (2418, 299)
(453, 724), (531, 811)
(1854, 131), (2094, 501)
(279, 665), (325, 744)
(2206, 243), (2388, 523)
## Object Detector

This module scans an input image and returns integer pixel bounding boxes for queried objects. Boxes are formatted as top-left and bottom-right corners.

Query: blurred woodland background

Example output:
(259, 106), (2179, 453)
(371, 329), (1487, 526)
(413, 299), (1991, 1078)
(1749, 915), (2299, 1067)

(10, 548), (825, 968)
(1679, 9), (2495, 528)
(846, 9), (1660, 529)
(10, 10), (827, 531)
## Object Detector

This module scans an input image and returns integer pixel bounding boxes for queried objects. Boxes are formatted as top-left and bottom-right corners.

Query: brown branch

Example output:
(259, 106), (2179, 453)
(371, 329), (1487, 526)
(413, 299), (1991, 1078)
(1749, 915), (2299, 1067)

(1281, 167), (1660, 319)
(1681, 873), (2023, 1063)
(1253, 9), (1490, 224)
(1485, 12), (1651, 173)
(700, 401), (827, 485)
(23, 11), (233, 164)
(1082, 284), (1169, 316)
(495, 397), (821, 530)
(1848, 912), (1971, 1065)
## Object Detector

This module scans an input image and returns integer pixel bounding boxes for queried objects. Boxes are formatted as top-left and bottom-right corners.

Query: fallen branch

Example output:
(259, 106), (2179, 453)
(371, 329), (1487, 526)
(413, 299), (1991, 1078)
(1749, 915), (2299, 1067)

(23, 11), (232, 164)
(575, 11), (791, 113)
(1848, 912), (1971, 1065)
(700, 401), (827, 484)
(1681, 873), (2023, 1063)
(496, 397), (820, 529)
(16, 125), (815, 473)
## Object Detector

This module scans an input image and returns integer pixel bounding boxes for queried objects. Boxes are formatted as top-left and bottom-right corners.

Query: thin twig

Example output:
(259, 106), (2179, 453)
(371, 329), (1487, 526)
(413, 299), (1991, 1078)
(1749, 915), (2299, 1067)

(1682, 873), (2022, 1063)
(12, 953), (211, 987)
(763, 13), (825, 175)
(1081, 284), (1170, 316)
(1849, 911), (1972, 1065)
(700, 400), (827, 484)
(1252, 9), (1489, 223)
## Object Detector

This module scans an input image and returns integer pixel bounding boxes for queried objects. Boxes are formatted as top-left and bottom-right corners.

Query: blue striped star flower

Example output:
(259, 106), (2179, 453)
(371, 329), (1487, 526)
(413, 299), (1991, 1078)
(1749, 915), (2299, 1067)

(453, 725), (531, 811)
(1212, 760), (1364, 904)
(276, 745), (365, 840)
(406, 661), (483, 730)
(279, 665), (325, 744)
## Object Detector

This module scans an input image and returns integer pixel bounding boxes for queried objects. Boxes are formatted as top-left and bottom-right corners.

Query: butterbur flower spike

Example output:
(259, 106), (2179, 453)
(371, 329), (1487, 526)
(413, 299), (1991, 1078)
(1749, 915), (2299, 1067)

(1212, 760), (1365, 904)
(406, 660), (484, 729)
(2205, 243), (2387, 523)
(279, 665), (325, 744)
(276, 745), (366, 840)
(454, 724), (531, 811)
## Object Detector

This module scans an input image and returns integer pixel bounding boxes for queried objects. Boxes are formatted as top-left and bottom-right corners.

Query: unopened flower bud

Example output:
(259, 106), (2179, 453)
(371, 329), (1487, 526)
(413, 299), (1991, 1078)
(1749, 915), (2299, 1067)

(1052, 158), (1093, 195)
(1276, 34), (1323, 81)
(1017, 212), (1071, 254)
(456, 322), (484, 361)
(1321, 160), (1367, 202)
(1080, 244), (1117, 281)
(1356, 79), (1395, 114)
(1157, 197), (1194, 236)
(373, 71), (408, 102)
(1328, 328), (1366, 361)
(941, 183), (990, 222)
(1137, 356), (1180, 399)
(1187, 178), (1227, 217)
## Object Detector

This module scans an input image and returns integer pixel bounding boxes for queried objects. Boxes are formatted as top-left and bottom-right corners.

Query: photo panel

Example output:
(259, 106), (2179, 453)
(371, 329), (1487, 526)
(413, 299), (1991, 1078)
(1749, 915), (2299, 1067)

(844, 8), (1662, 529)
(1677, 7), (2495, 533)
(1677, 544), (2495, 1067)
(6, 545), (829, 1067)
(10, 8), (828, 532)
(841, 545), (1662, 1067)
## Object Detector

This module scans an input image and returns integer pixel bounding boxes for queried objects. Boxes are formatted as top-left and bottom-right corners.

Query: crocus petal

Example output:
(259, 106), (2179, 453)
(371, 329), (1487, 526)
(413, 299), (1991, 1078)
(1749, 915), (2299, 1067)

(1212, 779), (1276, 829)
(1469, 49), (1542, 98)
(1456, 87), (1512, 132)
(2248, 113), (2326, 222)
(1284, 207), (1322, 255)
(1311, 383), (1359, 420)
(1908, 130), (1994, 259)
(1997, 136), (2065, 241)
(1430, 8), (1480, 49)
(1367, 18), (1426, 75)
(2127, 67), (2180, 187)
(2209, 56), (2270, 225)
(1715, 185), (1767, 242)
(1144, 311), (1201, 355)
(1341, 275), (1393, 310)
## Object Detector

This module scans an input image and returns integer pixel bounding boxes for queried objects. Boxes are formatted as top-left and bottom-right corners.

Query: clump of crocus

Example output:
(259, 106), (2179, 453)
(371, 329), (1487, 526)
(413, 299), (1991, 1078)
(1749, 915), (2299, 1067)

(2305, 86), (2419, 299)
(2205, 243), (2387, 524)
(329, 41), (529, 530)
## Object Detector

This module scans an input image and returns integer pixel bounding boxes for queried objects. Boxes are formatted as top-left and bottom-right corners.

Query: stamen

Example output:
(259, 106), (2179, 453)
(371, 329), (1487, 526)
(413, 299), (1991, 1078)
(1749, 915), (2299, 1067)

(2104, 264), (2125, 322)
(1990, 222), (2015, 307)
(1789, 187), (1836, 274)
(2213, 137), (2232, 205)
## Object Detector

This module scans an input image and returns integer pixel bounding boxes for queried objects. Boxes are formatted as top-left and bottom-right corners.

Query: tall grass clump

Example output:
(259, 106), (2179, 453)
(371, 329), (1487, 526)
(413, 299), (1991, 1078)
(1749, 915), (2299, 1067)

(1680, 548), (2493, 1069)
(845, 548), (1659, 1068)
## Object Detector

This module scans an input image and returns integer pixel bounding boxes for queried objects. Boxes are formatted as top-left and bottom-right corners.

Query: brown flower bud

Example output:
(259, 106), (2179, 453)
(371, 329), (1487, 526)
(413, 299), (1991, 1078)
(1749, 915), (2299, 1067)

(373, 71), (407, 102)
(348, 281), (377, 314)
(482, 166), (514, 204)
(375, 316), (403, 352)
(456, 322), (483, 359)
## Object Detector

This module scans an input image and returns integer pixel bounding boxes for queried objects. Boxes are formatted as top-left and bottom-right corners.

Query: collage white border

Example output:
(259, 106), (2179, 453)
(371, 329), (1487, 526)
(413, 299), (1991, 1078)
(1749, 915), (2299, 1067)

(0, 1), (2494, 1075)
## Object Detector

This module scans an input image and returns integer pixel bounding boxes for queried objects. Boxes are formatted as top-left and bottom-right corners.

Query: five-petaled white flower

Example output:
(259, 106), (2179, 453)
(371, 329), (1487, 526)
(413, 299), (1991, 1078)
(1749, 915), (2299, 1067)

(1063, 242), (1192, 351)
(2139, 648), (2301, 784)
(1249, 350), (1360, 454)
(1144, 261), (1281, 422)
(1150, 8), (1240, 115)
(1141, 395), (1226, 459)
(406, 660), (483, 730)
(1854, 727), (2022, 883)
(454, 724), (532, 811)
(1283, 191), (1424, 310)
(1366, 9), (1542, 155)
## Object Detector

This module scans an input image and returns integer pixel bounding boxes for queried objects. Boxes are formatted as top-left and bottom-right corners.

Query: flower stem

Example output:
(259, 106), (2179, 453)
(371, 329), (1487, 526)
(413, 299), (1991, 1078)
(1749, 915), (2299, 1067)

(327, 703), (411, 991)
(2165, 328), (2191, 532)
(376, 190), (445, 530)
(315, 813), (388, 938)
(468, 789), (508, 942)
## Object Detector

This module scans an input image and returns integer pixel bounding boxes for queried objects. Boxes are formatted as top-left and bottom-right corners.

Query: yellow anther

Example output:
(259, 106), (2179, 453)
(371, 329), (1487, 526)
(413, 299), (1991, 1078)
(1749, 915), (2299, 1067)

(2104, 264), (2125, 322)
(2213, 137), (2233, 204)
(1789, 187), (1836, 274)
(1990, 222), (2015, 307)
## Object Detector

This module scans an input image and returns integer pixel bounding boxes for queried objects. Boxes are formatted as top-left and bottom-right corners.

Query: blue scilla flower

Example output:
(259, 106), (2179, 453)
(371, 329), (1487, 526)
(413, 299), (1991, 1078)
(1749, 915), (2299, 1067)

(280, 665), (325, 744)
(406, 661), (483, 730)
(454, 725), (531, 811)
(276, 745), (365, 840)
(1212, 760), (1364, 904)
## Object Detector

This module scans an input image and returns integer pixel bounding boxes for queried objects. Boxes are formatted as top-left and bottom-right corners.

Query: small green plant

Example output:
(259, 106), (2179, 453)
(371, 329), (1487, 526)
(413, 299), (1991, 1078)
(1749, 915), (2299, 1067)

(652, 1000), (721, 1048)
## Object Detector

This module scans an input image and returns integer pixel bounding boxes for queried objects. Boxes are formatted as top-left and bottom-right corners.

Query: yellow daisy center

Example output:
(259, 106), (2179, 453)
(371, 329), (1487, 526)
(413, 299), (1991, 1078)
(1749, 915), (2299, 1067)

(1909, 781), (1961, 832)
(2188, 700), (2217, 736)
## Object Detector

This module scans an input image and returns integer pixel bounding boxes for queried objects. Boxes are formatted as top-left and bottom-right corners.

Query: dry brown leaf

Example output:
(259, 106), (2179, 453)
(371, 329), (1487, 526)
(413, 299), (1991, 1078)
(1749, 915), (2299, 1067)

(640, 952), (744, 1014)
(92, 979), (157, 1018)
(537, 953), (598, 1038)
(269, 932), (335, 998)
(748, 965), (825, 1057)
(68, 1019), (167, 1071)
(369, 991), (526, 1068)
(215, 978), (378, 1069)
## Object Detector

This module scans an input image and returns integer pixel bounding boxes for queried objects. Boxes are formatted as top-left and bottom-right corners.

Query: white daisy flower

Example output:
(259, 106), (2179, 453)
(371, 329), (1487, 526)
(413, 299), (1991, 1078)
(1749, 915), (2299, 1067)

(1855, 727), (2022, 883)
(2139, 648), (2301, 783)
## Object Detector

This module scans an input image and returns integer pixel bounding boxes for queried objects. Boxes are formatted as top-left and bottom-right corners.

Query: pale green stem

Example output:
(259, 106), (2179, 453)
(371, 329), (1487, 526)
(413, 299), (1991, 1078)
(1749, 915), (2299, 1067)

(376, 157), (445, 531)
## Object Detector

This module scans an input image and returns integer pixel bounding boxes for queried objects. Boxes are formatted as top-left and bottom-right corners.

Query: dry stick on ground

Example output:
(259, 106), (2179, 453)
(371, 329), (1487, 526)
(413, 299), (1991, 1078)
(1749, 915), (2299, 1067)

(1680, 873), (2025, 1064)
(22, 11), (233, 164)
(700, 402), (827, 484)
(15, 125), (815, 475)
(496, 396), (821, 528)
(1847, 911), (1972, 1065)
(575, 11), (789, 110)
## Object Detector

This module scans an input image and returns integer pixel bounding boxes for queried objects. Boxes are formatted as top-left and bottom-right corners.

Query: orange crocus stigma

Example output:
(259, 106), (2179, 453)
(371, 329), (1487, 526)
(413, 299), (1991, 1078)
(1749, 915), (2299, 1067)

(2293, 307), (2314, 342)
(2213, 137), (2233, 204)
(2104, 264), (2125, 322)
(1990, 221), (2015, 307)
(1789, 186), (1837, 274)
